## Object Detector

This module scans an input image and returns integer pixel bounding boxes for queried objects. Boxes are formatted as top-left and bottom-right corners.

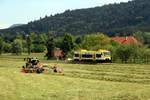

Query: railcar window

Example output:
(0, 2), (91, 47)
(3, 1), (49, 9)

(82, 54), (93, 58)
(96, 54), (102, 58)
(74, 54), (79, 57)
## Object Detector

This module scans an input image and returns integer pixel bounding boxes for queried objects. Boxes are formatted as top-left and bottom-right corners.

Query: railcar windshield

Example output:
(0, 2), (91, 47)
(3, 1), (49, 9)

(103, 52), (111, 56)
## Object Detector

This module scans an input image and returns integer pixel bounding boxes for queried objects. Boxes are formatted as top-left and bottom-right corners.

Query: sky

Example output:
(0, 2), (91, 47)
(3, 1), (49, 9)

(0, 0), (129, 29)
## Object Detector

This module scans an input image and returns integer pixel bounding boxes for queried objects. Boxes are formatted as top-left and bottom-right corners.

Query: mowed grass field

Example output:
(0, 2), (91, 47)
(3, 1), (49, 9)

(0, 53), (150, 100)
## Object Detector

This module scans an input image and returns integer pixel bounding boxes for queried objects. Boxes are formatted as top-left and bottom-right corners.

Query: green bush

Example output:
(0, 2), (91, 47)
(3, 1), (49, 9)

(32, 44), (46, 53)
(115, 44), (138, 63)
(3, 42), (12, 53)
(11, 39), (23, 55)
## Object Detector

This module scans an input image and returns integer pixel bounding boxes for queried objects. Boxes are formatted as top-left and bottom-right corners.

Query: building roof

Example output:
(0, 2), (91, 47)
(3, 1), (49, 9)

(112, 36), (138, 44)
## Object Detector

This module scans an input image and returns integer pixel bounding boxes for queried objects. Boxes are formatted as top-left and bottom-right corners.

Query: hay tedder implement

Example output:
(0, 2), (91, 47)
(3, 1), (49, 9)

(21, 57), (64, 74)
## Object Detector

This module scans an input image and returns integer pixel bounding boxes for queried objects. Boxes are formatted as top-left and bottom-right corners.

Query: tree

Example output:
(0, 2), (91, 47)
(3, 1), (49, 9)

(3, 42), (12, 53)
(30, 33), (47, 53)
(143, 32), (150, 48)
(139, 48), (150, 63)
(15, 33), (23, 40)
(75, 36), (83, 45)
(133, 31), (144, 44)
(60, 33), (74, 57)
(45, 33), (55, 59)
(54, 37), (63, 48)
(30, 32), (37, 40)
(81, 33), (111, 50)
(115, 44), (135, 63)
(32, 44), (46, 53)
(22, 40), (27, 53)
(26, 35), (32, 55)
(11, 39), (23, 55)
(0, 36), (4, 55)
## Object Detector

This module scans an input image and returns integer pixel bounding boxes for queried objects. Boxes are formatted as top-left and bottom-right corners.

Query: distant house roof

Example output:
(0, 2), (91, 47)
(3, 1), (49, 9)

(112, 36), (139, 44)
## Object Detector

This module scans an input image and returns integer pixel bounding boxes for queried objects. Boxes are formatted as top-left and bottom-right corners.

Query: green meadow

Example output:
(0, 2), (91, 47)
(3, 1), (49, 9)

(0, 53), (150, 100)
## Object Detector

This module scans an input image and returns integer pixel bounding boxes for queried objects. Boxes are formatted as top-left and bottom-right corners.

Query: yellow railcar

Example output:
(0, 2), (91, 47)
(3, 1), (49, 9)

(73, 49), (112, 62)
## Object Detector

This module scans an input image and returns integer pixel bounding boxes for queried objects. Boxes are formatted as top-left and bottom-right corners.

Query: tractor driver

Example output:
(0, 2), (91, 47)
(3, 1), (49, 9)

(31, 57), (39, 65)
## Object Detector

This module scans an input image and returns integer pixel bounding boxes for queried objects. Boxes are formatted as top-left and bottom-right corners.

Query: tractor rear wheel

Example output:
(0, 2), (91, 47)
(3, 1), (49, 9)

(36, 68), (43, 73)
